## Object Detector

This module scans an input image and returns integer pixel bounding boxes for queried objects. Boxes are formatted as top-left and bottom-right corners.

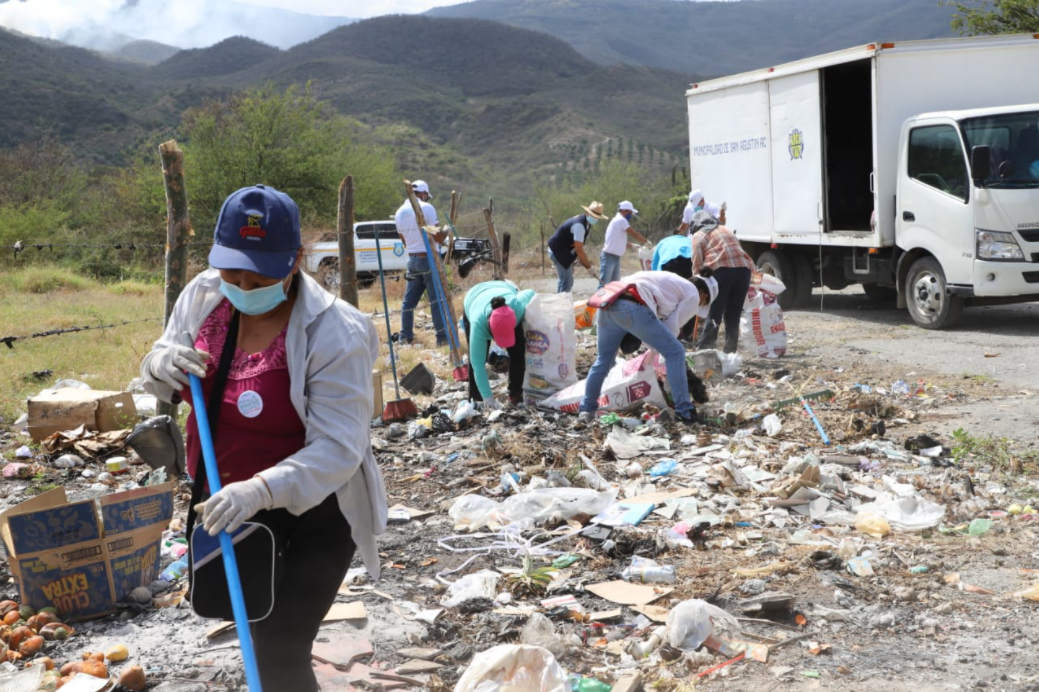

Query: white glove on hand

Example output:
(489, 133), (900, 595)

(196, 477), (273, 536)
(481, 398), (503, 412)
(147, 342), (209, 391)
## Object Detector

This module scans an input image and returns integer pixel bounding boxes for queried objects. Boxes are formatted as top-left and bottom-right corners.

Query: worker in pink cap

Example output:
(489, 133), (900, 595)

(462, 280), (536, 409)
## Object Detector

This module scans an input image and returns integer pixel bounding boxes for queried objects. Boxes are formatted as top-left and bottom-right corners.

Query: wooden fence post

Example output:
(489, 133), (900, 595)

(337, 176), (359, 307)
(158, 139), (193, 419)
(482, 198), (503, 280)
(502, 233), (511, 275)
(446, 190), (459, 263)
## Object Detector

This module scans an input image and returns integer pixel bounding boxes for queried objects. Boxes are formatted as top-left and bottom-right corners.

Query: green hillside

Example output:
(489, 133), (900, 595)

(427, 0), (956, 76)
(0, 16), (696, 202)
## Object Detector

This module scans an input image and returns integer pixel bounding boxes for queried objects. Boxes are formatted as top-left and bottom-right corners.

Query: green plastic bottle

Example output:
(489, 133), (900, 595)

(568, 676), (612, 692)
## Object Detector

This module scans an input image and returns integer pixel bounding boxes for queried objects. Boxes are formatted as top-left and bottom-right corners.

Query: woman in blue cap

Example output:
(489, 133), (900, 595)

(141, 185), (387, 692)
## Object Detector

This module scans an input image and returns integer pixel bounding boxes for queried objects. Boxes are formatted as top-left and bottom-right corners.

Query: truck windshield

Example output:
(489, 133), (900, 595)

(961, 111), (1039, 189)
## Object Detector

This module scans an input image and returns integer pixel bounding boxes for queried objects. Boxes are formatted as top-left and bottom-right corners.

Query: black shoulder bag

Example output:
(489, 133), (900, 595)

(187, 311), (283, 622)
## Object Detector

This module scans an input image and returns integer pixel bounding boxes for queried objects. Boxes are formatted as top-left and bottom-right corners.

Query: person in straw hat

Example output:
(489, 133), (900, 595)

(547, 200), (608, 293)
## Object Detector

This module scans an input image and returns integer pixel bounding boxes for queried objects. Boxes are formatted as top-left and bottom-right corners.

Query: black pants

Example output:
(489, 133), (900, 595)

(250, 493), (355, 692)
(699, 266), (752, 354)
(463, 312), (526, 403)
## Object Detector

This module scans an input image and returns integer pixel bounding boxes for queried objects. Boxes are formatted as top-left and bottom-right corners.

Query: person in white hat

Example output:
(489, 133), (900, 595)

(547, 201), (608, 293)
(678, 189), (706, 234)
(600, 200), (649, 286)
(394, 180), (448, 346)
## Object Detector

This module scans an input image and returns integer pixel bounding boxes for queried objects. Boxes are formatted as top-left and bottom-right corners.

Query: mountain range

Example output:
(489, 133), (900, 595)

(0, 0), (959, 202)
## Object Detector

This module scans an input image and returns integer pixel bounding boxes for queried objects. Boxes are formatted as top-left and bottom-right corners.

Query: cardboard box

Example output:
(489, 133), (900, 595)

(0, 483), (174, 621)
(27, 389), (137, 443)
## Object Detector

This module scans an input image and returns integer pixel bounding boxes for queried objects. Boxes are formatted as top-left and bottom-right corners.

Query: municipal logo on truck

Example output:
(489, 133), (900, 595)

(788, 129), (804, 160)
(393, 242), (405, 257)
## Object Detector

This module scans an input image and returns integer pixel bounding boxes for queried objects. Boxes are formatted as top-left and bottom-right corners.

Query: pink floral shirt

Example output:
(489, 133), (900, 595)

(184, 300), (306, 488)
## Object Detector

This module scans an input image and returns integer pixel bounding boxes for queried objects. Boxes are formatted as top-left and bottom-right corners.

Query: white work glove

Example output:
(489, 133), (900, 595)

(195, 477), (273, 536)
(480, 398), (503, 412)
(147, 338), (209, 392)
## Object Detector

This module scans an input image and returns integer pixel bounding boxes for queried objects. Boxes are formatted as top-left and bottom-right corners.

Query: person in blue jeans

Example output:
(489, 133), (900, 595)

(394, 180), (447, 345)
(579, 269), (717, 424)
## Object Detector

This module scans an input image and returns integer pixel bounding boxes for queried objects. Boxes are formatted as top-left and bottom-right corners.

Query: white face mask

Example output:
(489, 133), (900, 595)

(586, 216), (598, 226)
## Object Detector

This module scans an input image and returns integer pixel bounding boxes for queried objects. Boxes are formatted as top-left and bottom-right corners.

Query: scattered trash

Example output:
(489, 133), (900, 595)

(666, 599), (739, 651)
(401, 363), (436, 395)
(454, 645), (570, 692)
(621, 557), (677, 584)
(648, 459), (677, 477)
(762, 413), (782, 437)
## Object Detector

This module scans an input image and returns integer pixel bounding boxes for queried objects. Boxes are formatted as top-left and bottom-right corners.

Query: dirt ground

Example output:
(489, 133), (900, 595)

(2, 274), (1039, 692)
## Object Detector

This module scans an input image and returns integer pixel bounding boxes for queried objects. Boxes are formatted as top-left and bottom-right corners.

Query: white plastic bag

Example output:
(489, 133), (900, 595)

(454, 645), (570, 692)
(520, 613), (566, 657)
(449, 495), (508, 530)
(741, 286), (787, 358)
(539, 352), (666, 413)
(666, 599), (738, 651)
(501, 488), (616, 524)
(637, 246), (653, 271)
(523, 293), (578, 403)
(441, 569), (500, 607)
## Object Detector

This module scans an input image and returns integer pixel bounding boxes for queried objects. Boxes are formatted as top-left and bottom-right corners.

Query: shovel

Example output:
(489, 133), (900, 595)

(375, 232), (417, 422)
(188, 374), (264, 692)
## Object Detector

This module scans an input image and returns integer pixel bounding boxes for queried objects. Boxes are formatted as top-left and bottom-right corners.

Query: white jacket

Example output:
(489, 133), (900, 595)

(141, 269), (388, 578)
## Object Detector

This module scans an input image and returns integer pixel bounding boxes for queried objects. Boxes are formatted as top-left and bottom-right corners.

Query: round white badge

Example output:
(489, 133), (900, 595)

(237, 390), (263, 418)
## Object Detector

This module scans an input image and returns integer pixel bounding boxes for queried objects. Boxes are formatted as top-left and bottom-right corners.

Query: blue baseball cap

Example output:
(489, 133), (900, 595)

(208, 185), (301, 279)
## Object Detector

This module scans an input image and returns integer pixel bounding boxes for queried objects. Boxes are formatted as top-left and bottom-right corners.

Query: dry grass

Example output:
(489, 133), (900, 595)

(0, 268), (164, 424)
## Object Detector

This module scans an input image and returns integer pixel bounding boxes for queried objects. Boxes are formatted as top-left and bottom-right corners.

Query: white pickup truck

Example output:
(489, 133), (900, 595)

(304, 220), (491, 290)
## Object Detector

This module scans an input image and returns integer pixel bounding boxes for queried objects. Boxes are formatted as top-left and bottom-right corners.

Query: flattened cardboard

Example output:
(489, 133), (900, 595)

(586, 580), (672, 606)
(100, 482), (175, 602)
(27, 389), (137, 443)
(0, 483), (173, 621)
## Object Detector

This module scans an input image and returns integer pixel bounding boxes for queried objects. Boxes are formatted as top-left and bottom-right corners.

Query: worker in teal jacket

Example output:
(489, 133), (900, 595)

(463, 281), (536, 408)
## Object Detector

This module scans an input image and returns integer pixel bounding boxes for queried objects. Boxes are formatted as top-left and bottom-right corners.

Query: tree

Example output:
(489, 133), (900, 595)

(945, 0), (1039, 35)
(183, 84), (400, 230)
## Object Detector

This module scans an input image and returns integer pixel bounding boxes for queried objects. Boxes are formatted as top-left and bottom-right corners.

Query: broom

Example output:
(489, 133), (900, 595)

(376, 233), (417, 422)
(188, 374), (264, 692)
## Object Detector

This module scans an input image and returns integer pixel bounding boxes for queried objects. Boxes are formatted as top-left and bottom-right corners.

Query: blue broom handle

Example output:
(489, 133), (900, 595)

(420, 230), (461, 355)
(189, 374), (265, 692)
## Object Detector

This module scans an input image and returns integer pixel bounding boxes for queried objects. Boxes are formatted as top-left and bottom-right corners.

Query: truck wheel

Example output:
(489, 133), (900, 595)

(862, 283), (898, 303)
(906, 257), (963, 329)
(315, 258), (340, 293)
(756, 250), (811, 309)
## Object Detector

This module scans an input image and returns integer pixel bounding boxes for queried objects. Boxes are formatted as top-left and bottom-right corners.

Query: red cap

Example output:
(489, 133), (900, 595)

(488, 305), (517, 348)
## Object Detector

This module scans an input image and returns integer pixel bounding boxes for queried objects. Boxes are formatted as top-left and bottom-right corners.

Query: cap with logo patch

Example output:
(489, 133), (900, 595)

(209, 184), (301, 280)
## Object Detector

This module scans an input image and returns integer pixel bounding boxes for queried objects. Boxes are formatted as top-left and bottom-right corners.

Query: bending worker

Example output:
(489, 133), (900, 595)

(140, 185), (387, 692)
(547, 200), (608, 292)
(394, 180), (447, 346)
(578, 269), (718, 424)
(678, 189), (706, 234)
(691, 211), (756, 353)
(463, 280), (535, 408)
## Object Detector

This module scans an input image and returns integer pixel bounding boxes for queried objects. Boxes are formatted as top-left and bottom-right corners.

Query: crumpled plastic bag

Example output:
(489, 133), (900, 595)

(520, 613), (566, 657)
(449, 489), (616, 531)
(126, 415), (186, 476)
(666, 599), (738, 651)
(454, 645), (570, 692)
(441, 570), (500, 607)
(605, 427), (670, 460)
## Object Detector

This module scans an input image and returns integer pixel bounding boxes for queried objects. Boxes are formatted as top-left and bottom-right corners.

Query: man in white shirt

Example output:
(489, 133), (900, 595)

(394, 180), (448, 346)
(600, 200), (649, 286)
(677, 189), (705, 235)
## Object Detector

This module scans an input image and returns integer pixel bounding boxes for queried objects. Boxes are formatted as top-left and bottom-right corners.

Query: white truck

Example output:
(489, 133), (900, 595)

(686, 34), (1039, 328)
(304, 220), (491, 290)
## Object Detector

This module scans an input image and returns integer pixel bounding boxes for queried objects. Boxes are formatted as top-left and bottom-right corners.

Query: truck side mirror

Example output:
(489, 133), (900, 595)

(970, 145), (991, 182)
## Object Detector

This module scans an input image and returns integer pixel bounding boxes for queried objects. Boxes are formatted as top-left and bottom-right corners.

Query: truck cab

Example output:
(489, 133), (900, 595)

(896, 106), (1039, 327)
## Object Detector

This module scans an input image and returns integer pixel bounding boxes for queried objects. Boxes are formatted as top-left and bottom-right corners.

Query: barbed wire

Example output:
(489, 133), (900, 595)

(5, 240), (215, 258)
(1, 318), (160, 350)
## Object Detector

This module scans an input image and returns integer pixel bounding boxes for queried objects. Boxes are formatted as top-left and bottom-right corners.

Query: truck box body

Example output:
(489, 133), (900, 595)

(687, 35), (1039, 327)
(687, 35), (1039, 248)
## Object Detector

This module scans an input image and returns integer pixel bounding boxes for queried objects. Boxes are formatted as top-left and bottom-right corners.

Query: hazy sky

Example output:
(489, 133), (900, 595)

(241, 0), (464, 16)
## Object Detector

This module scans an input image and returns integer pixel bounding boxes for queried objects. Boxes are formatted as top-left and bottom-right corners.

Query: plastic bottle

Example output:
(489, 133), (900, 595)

(626, 626), (667, 657)
(568, 676), (613, 692)
(621, 564), (677, 584)
(649, 459), (678, 478)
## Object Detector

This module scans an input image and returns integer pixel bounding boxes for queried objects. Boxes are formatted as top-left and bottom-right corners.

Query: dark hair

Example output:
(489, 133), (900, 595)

(490, 296), (507, 310)
(691, 266), (713, 296)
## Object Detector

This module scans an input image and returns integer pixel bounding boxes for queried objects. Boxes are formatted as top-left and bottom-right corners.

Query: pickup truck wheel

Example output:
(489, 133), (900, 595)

(906, 257), (963, 329)
(756, 250), (811, 309)
(315, 258), (340, 293)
